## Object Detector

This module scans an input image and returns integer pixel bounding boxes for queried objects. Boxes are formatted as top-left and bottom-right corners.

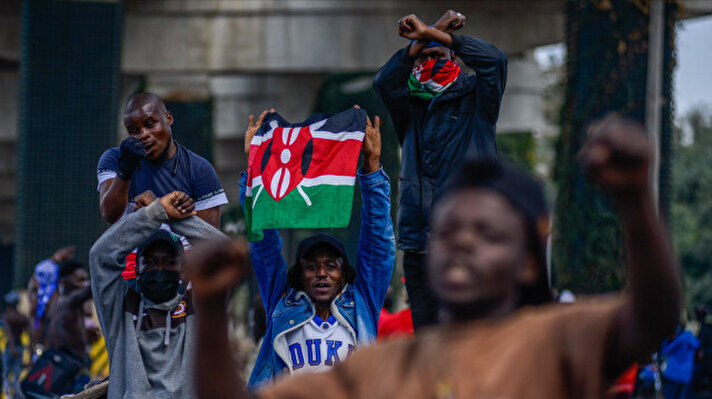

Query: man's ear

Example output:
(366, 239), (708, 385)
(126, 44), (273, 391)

(166, 111), (174, 126)
(517, 253), (539, 287)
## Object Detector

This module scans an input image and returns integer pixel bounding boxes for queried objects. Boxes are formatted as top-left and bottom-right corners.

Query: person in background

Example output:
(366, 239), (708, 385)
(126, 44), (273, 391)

(90, 190), (227, 398)
(2, 291), (29, 399)
(97, 92), (228, 288)
(373, 9), (507, 330)
(378, 279), (414, 341)
(237, 110), (395, 388)
(28, 245), (75, 356)
(693, 306), (712, 398)
(660, 323), (700, 399)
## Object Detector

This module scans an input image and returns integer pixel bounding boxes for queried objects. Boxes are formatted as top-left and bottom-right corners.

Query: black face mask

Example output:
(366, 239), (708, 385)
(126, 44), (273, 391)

(138, 269), (180, 304)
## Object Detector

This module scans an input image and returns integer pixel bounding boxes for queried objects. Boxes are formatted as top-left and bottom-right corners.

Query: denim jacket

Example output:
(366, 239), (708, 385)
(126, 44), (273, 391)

(238, 167), (395, 389)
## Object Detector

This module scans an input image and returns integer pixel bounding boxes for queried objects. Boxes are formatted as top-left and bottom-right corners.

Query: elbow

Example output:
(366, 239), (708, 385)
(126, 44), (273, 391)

(88, 241), (102, 270)
(495, 49), (508, 72)
(373, 72), (386, 93)
(99, 202), (121, 224)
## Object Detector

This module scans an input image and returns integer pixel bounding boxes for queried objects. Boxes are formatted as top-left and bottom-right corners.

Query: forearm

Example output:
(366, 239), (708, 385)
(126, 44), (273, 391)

(100, 178), (130, 223)
(91, 200), (169, 271)
(420, 26), (453, 47)
(407, 40), (428, 57)
(449, 35), (506, 71)
(69, 286), (93, 307)
(618, 191), (680, 356)
(356, 168), (396, 306)
(196, 207), (221, 228)
(170, 214), (227, 242)
(195, 298), (248, 399)
(362, 156), (380, 175)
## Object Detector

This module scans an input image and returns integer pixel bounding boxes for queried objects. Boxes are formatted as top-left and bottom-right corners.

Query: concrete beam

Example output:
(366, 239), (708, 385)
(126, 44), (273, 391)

(122, 0), (565, 73)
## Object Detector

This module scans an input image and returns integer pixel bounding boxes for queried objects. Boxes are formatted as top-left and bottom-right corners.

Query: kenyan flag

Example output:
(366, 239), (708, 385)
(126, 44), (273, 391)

(244, 108), (366, 241)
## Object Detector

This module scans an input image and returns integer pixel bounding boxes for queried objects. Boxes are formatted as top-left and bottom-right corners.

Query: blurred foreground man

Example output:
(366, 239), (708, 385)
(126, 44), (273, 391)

(189, 117), (681, 398)
(90, 191), (226, 398)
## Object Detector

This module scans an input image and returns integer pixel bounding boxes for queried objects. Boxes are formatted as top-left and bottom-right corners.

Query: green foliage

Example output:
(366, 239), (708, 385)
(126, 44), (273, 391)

(553, 0), (677, 294)
(497, 132), (536, 169)
(671, 108), (712, 309)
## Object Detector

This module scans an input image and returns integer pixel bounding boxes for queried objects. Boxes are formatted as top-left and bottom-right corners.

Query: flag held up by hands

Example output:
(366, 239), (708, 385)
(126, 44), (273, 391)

(244, 108), (366, 241)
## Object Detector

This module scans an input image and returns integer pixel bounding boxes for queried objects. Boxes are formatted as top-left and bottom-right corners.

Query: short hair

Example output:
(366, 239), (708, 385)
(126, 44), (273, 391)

(123, 92), (167, 116)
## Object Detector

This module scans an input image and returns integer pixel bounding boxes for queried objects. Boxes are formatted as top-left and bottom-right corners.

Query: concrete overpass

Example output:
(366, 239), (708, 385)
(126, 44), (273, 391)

(0, 0), (710, 243)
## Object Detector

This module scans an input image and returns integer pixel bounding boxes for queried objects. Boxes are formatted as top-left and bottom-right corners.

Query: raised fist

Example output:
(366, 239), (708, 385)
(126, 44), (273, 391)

(433, 10), (466, 33)
(581, 115), (651, 201)
(184, 237), (249, 305)
(117, 137), (146, 180)
(134, 190), (158, 210)
(397, 14), (430, 41)
(160, 191), (197, 219)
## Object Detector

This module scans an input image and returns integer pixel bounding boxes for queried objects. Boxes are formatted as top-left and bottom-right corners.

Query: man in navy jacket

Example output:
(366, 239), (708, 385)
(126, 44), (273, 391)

(373, 10), (507, 330)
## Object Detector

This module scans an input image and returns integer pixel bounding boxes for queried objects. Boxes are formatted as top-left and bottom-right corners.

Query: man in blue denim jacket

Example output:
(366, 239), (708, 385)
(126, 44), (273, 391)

(238, 111), (395, 389)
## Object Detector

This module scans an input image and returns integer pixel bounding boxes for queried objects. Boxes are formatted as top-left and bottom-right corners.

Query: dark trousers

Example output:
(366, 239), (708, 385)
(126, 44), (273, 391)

(403, 251), (439, 332)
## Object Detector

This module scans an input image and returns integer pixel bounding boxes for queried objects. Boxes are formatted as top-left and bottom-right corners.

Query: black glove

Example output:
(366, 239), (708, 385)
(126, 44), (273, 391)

(117, 137), (146, 180)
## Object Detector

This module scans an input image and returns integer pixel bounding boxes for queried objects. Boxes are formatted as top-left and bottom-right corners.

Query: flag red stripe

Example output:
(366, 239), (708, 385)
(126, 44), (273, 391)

(248, 138), (362, 184)
(304, 138), (362, 178)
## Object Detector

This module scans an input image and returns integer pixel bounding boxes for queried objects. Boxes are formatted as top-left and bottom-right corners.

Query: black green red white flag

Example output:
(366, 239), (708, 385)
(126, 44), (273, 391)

(244, 108), (366, 241)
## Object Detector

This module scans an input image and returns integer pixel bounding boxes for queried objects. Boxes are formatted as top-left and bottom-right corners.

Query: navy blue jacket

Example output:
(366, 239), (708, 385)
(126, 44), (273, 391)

(374, 34), (507, 250)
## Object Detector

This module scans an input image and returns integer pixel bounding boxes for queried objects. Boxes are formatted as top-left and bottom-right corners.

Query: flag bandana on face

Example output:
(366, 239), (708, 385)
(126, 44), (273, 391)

(408, 58), (462, 101)
(244, 108), (366, 241)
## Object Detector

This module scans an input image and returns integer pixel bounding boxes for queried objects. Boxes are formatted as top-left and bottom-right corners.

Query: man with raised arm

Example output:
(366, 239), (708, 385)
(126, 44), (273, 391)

(97, 92), (228, 287)
(373, 10), (508, 330)
(232, 110), (394, 389)
(188, 116), (680, 398)
(98, 92), (227, 227)
(90, 190), (227, 398)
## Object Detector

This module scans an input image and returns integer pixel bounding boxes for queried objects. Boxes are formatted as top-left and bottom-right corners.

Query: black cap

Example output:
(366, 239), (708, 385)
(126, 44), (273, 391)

(136, 230), (184, 273)
(295, 233), (349, 264)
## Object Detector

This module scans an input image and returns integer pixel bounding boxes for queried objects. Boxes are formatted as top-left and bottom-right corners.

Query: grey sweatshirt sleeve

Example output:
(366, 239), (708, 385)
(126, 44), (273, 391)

(168, 215), (228, 242)
(89, 200), (169, 350)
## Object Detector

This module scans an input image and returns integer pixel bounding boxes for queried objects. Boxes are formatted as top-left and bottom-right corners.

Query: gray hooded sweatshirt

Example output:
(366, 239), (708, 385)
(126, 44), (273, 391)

(90, 200), (226, 399)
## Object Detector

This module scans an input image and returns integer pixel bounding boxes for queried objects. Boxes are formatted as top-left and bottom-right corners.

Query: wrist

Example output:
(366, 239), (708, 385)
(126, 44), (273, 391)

(612, 186), (653, 211)
(147, 199), (169, 222)
(426, 27), (452, 46)
(194, 291), (230, 316)
(116, 169), (133, 180)
(363, 156), (381, 174)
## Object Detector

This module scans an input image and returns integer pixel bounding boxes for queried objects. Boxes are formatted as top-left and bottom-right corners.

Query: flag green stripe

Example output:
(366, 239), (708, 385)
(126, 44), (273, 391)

(245, 184), (355, 241)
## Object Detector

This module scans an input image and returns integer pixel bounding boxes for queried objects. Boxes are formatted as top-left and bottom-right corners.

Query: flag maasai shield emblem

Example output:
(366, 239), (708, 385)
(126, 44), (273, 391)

(244, 108), (366, 241)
